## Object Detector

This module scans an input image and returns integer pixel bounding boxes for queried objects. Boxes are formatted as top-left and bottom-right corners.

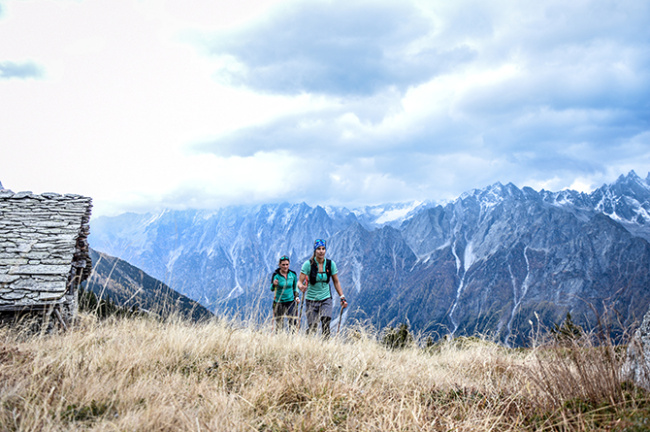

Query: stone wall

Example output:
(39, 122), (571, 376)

(622, 308), (650, 390)
(0, 190), (92, 323)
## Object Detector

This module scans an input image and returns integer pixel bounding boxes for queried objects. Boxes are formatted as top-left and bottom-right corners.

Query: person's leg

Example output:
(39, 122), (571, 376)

(285, 301), (298, 331)
(273, 302), (283, 332)
(320, 298), (333, 339)
(321, 316), (332, 339)
(280, 302), (295, 332)
(305, 300), (320, 335)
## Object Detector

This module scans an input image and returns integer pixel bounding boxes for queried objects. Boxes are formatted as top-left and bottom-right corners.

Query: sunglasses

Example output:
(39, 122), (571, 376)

(279, 255), (290, 261)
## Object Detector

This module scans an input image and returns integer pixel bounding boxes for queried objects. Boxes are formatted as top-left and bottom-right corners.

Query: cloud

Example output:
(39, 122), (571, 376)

(201, 0), (475, 96)
(0, 60), (43, 79)
(2, 0), (649, 215)
(192, 0), (650, 202)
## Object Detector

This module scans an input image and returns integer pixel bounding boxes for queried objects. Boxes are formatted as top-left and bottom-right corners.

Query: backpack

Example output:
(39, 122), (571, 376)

(309, 259), (331, 285)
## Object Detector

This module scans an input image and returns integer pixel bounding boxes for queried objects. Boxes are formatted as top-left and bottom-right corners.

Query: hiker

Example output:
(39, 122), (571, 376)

(271, 255), (300, 332)
(298, 239), (348, 338)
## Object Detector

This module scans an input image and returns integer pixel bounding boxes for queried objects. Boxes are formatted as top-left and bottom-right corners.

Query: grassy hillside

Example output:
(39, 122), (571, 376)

(1, 315), (649, 431)
(88, 248), (213, 322)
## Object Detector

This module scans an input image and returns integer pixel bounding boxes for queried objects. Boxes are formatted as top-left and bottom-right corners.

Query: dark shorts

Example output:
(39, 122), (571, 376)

(273, 301), (297, 331)
(273, 300), (296, 318)
(305, 297), (333, 320)
(304, 297), (333, 337)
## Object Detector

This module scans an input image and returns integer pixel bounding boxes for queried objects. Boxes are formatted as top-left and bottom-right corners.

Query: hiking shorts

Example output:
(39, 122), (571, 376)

(273, 300), (296, 319)
(304, 297), (333, 337)
(273, 300), (298, 331)
(304, 297), (333, 323)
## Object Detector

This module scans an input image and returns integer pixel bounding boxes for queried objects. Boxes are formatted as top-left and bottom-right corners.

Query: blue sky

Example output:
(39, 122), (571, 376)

(1, 0), (648, 216)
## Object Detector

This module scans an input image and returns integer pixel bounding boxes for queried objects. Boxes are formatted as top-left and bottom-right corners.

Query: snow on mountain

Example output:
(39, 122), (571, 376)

(537, 171), (650, 241)
(350, 200), (436, 228)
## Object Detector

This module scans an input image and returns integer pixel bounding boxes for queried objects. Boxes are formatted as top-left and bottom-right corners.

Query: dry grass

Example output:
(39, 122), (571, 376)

(1, 315), (649, 431)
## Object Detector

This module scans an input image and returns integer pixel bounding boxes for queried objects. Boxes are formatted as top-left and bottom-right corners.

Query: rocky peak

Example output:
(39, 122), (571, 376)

(608, 170), (650, 196)
(616, 170), (644, 185)
(459, 182), (527, 208)
(589, 171), (650, 227)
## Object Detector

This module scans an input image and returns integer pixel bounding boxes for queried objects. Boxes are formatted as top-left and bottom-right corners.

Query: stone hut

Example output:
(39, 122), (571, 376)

(0, 189), (92, 329)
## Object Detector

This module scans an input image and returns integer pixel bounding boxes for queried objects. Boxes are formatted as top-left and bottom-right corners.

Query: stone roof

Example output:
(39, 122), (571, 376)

(0, 190), (92, 310)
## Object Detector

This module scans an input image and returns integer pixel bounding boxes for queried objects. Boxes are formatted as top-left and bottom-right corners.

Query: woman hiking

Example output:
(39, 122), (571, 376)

(298, 239), (348, 338)
(270, 255), (300, 332)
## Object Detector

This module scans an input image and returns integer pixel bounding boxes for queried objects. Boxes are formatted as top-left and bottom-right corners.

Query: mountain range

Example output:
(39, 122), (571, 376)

(88, 171), (650, 345)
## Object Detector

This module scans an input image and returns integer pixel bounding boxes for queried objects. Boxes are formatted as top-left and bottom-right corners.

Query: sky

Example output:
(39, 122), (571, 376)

(1, 0), (649, 216)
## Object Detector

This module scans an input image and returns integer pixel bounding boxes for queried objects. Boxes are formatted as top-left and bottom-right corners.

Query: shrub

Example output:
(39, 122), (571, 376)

(78, 286), (144, 319)
(550, 312), (584, 344)
(382, 323), (414, 350)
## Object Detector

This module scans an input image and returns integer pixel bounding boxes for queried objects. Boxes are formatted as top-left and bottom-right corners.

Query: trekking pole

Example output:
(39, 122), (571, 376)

(336, 301), (345, 335)
(297, 292), (304, 331)
(272, 278), (280, 333)
(298, 279), (308, 331)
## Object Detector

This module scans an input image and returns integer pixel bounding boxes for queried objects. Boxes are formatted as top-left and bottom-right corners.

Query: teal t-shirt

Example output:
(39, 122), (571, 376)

(270, 270), (299, 303)
(300, 259), (338, 301)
